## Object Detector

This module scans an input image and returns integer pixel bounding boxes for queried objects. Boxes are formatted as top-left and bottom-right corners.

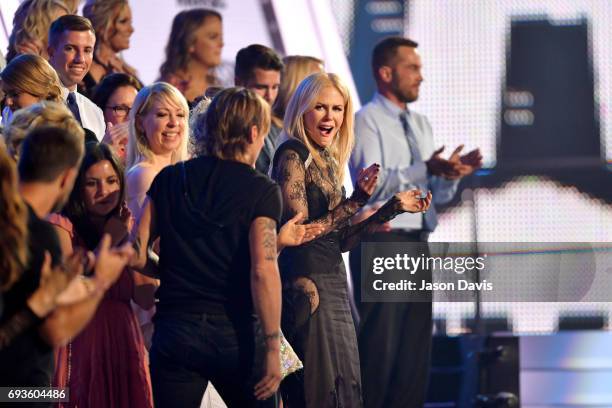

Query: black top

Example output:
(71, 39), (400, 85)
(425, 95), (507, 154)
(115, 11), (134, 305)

(148, 156), (282, 317)
(0, 205), (62, 386)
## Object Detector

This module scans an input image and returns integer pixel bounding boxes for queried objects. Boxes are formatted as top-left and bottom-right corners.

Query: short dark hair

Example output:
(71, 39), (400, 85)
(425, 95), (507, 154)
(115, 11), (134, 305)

(235, 44), (284, 83)
(91, 73), (143, 111)
(372, 37), (418, 81)
(48, 15), (95, 49)
(18, 126), (84, 183)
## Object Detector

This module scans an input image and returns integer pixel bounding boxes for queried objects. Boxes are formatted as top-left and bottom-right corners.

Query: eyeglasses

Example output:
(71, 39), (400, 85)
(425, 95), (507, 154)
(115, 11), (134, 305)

(106, 104), (131, 117)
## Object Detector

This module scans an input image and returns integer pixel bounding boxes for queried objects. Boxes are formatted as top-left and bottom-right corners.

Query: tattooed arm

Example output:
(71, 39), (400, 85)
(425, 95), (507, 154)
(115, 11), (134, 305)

(249, 216), (282, 399)
(129, 197), (160, 279)
(272, 148), (373, 236)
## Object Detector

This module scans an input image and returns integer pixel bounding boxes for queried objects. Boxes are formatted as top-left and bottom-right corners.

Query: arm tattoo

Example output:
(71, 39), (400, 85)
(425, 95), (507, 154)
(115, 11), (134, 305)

(132, 237), (142, 255)
(260, 218), (277, 261)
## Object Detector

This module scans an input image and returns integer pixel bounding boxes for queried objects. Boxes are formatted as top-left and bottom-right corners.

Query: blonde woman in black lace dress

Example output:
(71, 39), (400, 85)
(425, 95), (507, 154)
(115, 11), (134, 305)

(271, 72), (431, 407)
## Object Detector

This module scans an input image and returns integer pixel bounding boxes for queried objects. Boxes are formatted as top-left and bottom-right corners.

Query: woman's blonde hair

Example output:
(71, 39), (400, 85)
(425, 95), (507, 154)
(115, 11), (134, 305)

(0, 54), (63, 102)
(82, 0), (129, 46)
(191, 87), (270, 160)
(0, 145), (29, 291)
(282, 72), (354, 185)
(3, 101), (84, 161)
(126, 82), (189, 170)
(273, 55), (324, 121)
(6, 0), (75, 62)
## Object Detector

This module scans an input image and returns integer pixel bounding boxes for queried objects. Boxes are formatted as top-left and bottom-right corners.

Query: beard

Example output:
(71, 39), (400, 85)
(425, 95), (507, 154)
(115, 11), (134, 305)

(390, 75), (419, 104)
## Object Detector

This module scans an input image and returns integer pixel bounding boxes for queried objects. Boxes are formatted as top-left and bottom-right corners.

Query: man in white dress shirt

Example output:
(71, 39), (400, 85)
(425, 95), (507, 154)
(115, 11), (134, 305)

(48, 15), (105, 141)
(349, 37), (482, 408)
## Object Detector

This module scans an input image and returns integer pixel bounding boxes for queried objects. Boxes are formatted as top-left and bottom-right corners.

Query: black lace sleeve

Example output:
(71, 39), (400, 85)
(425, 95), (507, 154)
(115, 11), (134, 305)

(339, 195), (404, 252)
(273, 148), (370, 235)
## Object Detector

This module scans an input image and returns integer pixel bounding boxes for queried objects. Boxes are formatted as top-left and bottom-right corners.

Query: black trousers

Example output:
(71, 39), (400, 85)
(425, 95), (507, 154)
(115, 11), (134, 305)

(350, 231), (432, 408)
(150, 311), (278, 408)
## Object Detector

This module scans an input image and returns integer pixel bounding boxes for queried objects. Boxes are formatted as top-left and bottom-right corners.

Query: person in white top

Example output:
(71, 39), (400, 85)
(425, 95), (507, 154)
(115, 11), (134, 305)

(47, 14), (106, 141)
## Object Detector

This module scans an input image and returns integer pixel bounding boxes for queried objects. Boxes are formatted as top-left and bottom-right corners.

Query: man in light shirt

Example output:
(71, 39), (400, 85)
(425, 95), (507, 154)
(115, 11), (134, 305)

(350, 37), (482, 408)
(48, 15), (105, 141)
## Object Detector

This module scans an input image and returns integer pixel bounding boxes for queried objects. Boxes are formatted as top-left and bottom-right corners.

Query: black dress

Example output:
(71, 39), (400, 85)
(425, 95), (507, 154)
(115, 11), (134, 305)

(272, 140), (405, 408)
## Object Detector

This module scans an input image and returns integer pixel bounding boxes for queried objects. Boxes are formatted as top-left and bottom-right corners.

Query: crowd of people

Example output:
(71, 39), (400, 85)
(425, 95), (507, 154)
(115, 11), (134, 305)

(0, 1), (482, 407)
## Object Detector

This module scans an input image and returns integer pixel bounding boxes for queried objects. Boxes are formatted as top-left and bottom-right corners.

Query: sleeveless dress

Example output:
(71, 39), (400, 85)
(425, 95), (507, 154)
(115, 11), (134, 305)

(49, 214), (153, 408)
(272, 140), (369, 408)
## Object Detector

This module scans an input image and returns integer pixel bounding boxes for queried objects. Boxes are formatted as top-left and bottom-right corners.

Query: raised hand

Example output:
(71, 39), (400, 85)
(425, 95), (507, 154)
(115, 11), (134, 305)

(27, 251), (85, 317)
(446, 145), (482, 179)
(93, 234), (135, 291)
(426, 146), (459, 178)
(278, 212), (325, 249)
(102, 122), (130, 161)
(355, 164), (380, 197)
(394, 189), (432, 213)
(103, 202), (132, 245)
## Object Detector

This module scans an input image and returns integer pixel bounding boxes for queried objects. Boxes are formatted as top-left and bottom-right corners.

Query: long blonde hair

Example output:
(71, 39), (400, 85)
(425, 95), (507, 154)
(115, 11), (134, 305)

(126, 82), (190, 170)
(0, 146), (28, 291)
(0, 54), (63, 102)
(282, 72), (354, 186)
(273, 55), (324, 121)
(6, 0), (74, 62)
(3, 101), (84, 162)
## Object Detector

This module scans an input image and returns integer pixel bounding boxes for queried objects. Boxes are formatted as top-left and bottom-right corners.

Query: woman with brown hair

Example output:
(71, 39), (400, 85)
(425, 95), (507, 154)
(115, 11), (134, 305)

(81, 0), (139, 96)
(0, 54), (63, 125)
(50, 142), (155, 407)
(92, 73), (143, 162)
(158, 9), (223, 103)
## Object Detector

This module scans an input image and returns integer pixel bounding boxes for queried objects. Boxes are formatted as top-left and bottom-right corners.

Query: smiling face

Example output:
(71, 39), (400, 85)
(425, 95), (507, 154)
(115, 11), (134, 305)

(104, 85), (138, 125)
(82, 160), (121, 217)
(138, 96), (186, 156)
(48, 30), (96, 90)
(190, 16), (223, 68)
(303, 86), (346, 148)
(108, 4), (134, 52)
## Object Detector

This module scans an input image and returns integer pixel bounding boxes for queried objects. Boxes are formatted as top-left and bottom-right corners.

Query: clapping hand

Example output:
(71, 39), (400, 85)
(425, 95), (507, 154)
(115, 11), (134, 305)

(355, 164), (380, 196)
(394, 189), (432, 213)
(93, 234), (135, 291)
(103, 201), (131, 245)
(102, 122), (130, 161)
(278, 212), (325, 249)
(446, 145), (483, 179)
(27, 251), (86, 317)
(426, 146), (460, 178)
